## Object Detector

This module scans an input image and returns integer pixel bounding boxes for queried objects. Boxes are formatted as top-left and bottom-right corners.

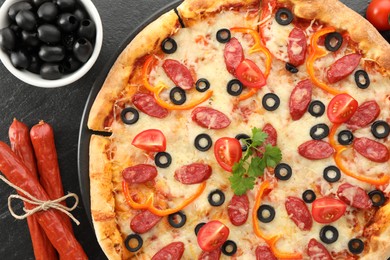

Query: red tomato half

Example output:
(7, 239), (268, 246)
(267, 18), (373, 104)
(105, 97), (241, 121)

(214, 137), (242, 172)
(131, 129), (166, 152)
(366, 0), (390, 31)
(197, 220), (230, 252)
(312, 197), (347, 224)
(235, 59), (266, 89)
(327, 93), (358, 123)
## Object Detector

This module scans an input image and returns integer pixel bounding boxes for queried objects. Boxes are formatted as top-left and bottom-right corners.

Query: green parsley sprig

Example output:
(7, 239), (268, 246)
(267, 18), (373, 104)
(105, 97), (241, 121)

(229, 127), (282, 195)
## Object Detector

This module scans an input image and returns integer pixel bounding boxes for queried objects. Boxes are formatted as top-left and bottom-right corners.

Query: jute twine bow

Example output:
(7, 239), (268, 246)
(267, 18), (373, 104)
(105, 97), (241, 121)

(0, 175), (80, 225)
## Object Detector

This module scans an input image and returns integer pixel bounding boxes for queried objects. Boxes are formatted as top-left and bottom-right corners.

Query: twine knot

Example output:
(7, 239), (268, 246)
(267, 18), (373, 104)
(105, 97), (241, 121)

(0, 175), (80, 225)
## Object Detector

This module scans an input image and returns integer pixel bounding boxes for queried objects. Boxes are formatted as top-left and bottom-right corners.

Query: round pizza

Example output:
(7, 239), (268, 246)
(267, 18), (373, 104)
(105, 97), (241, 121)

(86, 0), (390, 259)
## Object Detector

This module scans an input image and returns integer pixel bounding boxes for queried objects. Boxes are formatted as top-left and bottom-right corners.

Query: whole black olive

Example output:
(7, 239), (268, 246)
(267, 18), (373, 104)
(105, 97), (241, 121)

(27, 54), (42, 74)
(39, 45), (65, 62)
(10, 51), (30, 69)
(73, 7), (88, 21)
(0, 28), (17, 51)
(58, 13), (79, 32)
(37, 2), (58, 22)
(8, 1), (33, 21)
(33, 0), (51, 7)
(40, 63), (63, 79)
(22, 30), (40, 47)
(37, 24), (61, 43)
(55, 0), (76, 12)
(62, 55), (81, 73)
(15, 10), (37, 31)
(73, 38), (93, 63)
(78, 19), (96, 42)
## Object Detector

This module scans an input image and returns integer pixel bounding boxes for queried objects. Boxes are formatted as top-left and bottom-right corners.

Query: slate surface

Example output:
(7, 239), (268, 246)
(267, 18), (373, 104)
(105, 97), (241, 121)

(0, 0), (388, 259)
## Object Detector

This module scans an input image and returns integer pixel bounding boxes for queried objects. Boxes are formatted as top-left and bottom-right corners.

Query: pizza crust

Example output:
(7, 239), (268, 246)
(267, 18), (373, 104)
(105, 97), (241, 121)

(87, 10), (180, 131)
(89, 134), (123, 260)
(280, 0), (390, 71)
(362, 202), (390, 259)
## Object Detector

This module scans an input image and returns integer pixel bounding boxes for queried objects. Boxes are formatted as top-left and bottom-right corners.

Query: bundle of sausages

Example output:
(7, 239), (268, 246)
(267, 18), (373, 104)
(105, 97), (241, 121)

(0, 119), (87, 260)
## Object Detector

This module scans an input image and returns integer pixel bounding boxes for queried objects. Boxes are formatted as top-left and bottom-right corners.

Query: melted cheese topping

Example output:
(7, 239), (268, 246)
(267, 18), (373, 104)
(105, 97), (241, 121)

(103, 9), (390, 260)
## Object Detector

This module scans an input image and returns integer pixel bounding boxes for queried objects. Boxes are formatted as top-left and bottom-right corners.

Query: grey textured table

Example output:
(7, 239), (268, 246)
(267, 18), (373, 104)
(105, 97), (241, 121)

(0, 0), (388, 259)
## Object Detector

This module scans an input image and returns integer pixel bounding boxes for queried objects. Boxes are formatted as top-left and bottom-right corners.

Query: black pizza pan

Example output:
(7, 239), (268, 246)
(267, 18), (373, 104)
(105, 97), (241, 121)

(77, 0), (390, 224)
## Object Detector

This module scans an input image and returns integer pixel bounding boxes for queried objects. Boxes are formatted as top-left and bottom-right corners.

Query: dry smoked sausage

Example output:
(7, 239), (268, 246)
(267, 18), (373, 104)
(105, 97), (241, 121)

(285, 196), (313, 231)
(307, 238), (332, 260)
(130, 210), (162, 234)
(174, 163), (212, 184)
(191, 107), (231, 129)
(353, 137), (389, 163)
(346, 100), (380, 130)
(163, 59), (194, 90)
(0, 141), (87, 259)
(132, 93), (169, 118)
(289, 79), (312, 120)
(151, 242), (184, 260)
(327, 53), (361, 83)
(287, 27), (307, 67)
(228, 194), (249, 226)
(224, 37), (244, 75)
(337, 183), (372, 209)
(298, 140), (334, 160)
(255, 245), (277, 260)
(122, 164), (158, 184)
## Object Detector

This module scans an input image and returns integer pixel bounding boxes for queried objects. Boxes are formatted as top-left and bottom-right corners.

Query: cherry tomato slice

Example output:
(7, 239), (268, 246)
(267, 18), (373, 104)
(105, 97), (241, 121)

(312, 197), (347, 224)
(131, 129), (166, 152)
(366, 0), (390, 31)
(197, 220), (230, 252)
(235, 59), (266, 89)
(327, 93), (358, 123)
(214, 137), (242, 172)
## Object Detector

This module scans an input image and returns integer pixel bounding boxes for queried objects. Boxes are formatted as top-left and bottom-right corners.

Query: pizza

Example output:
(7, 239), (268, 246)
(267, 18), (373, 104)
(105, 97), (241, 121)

(86, 0), (390, 259)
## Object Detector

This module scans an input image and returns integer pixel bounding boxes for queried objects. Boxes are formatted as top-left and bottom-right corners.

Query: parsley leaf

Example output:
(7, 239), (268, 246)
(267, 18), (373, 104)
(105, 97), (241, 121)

(230, 128), (282, 195)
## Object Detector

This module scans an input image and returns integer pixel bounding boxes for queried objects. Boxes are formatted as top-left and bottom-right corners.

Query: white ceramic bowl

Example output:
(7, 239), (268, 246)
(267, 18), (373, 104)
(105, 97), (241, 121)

(0, 0), (103, 88)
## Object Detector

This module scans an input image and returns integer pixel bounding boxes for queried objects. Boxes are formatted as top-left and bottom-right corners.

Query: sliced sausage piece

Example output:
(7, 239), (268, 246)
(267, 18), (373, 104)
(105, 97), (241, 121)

(256, 123), (277, 157)
(151, 242), (185, 260)
(287, 27), (307, 67)
(255, 245), (277, 260)
(346, 100), (380, 130)
(285, 196), (313, 231)
(307, 238), (332, 260)
(130, 210), (162, 234)
(224, 37), (244, 75)
(174, 163), (212, 184)
(198, 249), (221, 260)
(122, 164), (158, 184)
(353, 137), (389, 163)
(132, 93), (168, 118)
(289, 79), (313, 120)
(326, 53), (361, 83)
(163, 59), (194, 90)
(228, 194), (250, 226)
(191, 107), (231, 129)
(298, 140), (334, 160)
(337, 183), (372, 209)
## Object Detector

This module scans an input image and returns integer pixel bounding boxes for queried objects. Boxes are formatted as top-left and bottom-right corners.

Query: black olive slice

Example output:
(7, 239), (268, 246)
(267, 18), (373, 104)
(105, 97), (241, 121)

(194, 133), (212, 152)
(170, 87), (186, 105)
(222, 240), (237, 256)
(323, 165), (341, 183)
(320, 225), (339, 244)
(155, 152), (172, 168)
(337, 130), (354, 145)
(227, 79), (243, 96)
(354, 70), (370, 89)
(208, 189), (225, 207)
(235, 133), (251, 151)
(121, 107), (139, 125)
(348, 238), (364, 255)
(368, 190), (386, 207)
(285, 62), (298, 73)
(216, 28), (231, 43)
(302, 190), (316, 203)
(257, 204), (275, 223)
(308, 100), (325, 117)
(161, 37), (177, 54)
(168, 211), (187, 228)
(274, 163), (292, 181)
(196, 78), (210, 92)
(371, 120), (390, 139)
(275, 8), (293, 25)
(262, 93), (280, 111)
(325, 32), (343, 52)
(310, 123), (330, 140)
(194, 222), (206, 236)
(124, 234), (143, 252)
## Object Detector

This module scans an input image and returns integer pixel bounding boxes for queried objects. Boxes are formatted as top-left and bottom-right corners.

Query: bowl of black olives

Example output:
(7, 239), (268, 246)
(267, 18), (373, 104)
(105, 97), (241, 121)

(0, 0), (102, 87)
